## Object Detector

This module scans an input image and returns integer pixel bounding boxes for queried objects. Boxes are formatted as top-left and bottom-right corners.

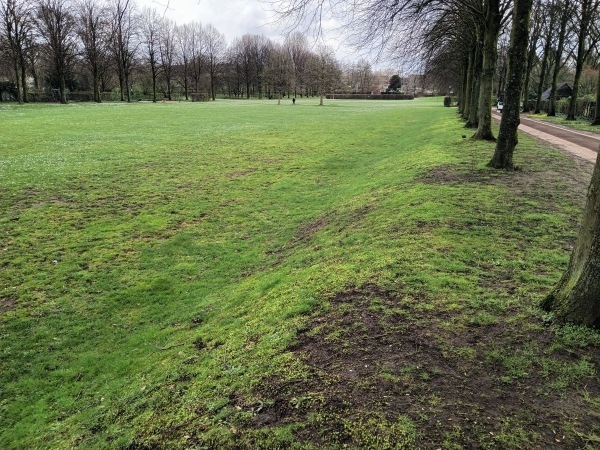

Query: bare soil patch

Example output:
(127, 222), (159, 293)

(248, 285), (600, 449)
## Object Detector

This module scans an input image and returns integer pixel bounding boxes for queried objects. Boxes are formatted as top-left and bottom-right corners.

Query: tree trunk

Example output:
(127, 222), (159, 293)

(542, 153), (600, 327)
(183, 60), (189, 100)
(473, 0), (500, 141)
(152, 65), (157, 102)
(566, 0), (596, 121)
(488, 0), (533, 169)
(118, 71), (125, 101)
(592, 68), (600, 125)
(534, 16), (554, 114)
(462, 49), (474, 120)
(59, 72), (67, 104)
(13, 59), (22, 103)
(92, 63), (100, 103)
(522, 2), (542, 113)
(125, 72), (131, 102)
(548, 0), (570, 117)
(466, 44), (482, 128)
(19, 53), (28, 103)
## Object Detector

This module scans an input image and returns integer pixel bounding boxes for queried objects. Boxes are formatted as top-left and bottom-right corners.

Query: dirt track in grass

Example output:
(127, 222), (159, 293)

(250, 285), (600, 449)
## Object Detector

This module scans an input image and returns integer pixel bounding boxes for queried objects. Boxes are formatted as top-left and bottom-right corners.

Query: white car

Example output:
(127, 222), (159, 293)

(496, 101), (504, 113)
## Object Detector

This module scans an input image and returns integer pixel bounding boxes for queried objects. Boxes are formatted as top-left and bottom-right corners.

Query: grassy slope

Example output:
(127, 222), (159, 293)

(1, 98), (599, 449)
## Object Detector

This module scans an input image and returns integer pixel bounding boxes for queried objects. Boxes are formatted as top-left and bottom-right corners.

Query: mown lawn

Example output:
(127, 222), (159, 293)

(1, 98), (599, 449)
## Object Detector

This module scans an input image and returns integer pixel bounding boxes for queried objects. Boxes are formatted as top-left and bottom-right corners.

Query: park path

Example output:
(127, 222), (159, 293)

(492, 111), (599, 163)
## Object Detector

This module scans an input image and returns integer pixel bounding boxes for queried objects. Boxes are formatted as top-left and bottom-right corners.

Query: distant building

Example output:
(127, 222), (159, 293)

(541, 82), (573, 101)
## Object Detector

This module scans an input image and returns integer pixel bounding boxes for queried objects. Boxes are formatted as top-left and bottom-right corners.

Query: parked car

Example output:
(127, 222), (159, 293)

(496, 100), (503, 113)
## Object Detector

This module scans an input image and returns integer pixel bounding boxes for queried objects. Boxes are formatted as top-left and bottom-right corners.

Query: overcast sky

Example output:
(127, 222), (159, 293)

(138, 0), (372, 66)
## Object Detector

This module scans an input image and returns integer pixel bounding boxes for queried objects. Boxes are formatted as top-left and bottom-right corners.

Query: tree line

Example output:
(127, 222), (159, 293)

(1, 0), (389, 104)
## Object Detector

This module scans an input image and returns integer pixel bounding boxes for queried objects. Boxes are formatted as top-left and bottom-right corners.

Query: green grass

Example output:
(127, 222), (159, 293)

(527, 112), (600, 133)
(1, 98), (599, 449)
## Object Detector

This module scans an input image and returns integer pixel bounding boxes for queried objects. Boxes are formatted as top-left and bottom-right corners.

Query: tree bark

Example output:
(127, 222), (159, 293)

(542, 153), (600, 328)
(473, 0), (500, 141)
(488, 0), (533, 169)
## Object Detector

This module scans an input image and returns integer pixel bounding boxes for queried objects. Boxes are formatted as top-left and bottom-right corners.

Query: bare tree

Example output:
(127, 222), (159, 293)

(284, 32), (309, 97)
(266, 42), (292, 104)
(188, 21), (204, 93)
(175, 22), (192, 99)
(521, 0), (544, 113)
(565, 0), (600, 120)
(547, 0), (572, 116)
(139, 6), (158, 101)
(229, 36), (251, 97)
(158, 16), (176, 100)
(308, 44), (340, 105)
(533, 0), (556, 114)
(76, 0), (109, 103)
(109, 0), (138, 102)
(1, 0), (35, 102)
(36, 0), (77, 104)
(247, 34), (272, 99)
(203, 23), (225, 101)
(344, 59), (374, 94)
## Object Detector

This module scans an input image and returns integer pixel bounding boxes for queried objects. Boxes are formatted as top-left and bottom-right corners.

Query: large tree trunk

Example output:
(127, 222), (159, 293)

(473, 0), (500, 141)
(548, 0), (570, 117)
(542, 153), (600, 328)
(592, 68), (600, 126)
(488, 0), (533, 169)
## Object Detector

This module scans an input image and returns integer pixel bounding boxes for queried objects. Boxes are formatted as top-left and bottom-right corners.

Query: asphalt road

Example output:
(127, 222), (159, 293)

(492, 111), (600, 162)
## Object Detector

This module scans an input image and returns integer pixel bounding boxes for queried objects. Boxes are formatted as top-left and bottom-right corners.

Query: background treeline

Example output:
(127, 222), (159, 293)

(1, 0), (407, 103)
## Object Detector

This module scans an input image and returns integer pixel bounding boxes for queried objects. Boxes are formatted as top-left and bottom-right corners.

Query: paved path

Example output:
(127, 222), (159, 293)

(492, 112), (600, 163)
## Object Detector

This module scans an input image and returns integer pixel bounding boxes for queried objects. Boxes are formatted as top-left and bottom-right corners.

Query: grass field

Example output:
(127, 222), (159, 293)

(1, 98), (600, 449)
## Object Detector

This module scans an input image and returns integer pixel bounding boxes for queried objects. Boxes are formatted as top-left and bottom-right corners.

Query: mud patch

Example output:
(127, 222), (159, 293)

(0, 294), (16, 314)
(247, 285), (600, 449)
